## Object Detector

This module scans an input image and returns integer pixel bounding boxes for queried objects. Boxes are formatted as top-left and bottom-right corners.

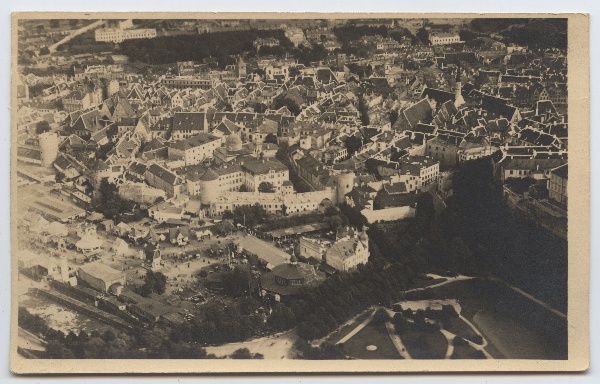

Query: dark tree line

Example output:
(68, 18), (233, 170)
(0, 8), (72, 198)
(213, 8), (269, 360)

(333, 25), (389, 55)
(469, 18), (567, 50)
(121, 29), (292, 65)
(443, 157), (568, 311)
(19, 307), (210, 359)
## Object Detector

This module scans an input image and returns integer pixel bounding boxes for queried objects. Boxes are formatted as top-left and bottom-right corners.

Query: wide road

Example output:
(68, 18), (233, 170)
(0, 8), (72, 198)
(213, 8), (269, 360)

(237, 235), (290, 267)
(48, 20), (105, 53)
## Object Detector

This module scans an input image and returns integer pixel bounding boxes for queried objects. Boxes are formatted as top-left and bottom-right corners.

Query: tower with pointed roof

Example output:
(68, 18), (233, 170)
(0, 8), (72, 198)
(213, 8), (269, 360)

(454, 62), (465, 108)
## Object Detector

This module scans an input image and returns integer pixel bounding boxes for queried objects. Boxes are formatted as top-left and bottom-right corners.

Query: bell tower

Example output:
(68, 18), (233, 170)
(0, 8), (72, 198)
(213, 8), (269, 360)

(454, 62), (465, 107)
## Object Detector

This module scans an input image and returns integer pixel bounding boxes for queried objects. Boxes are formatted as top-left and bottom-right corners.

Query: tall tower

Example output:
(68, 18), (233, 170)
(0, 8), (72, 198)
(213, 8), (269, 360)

(199, 169), (220, 205)
(237, 57), (247, 78)
(333, 172), (355, 204)
(454, 62), (465, 108)
(38, 131), (59, 167)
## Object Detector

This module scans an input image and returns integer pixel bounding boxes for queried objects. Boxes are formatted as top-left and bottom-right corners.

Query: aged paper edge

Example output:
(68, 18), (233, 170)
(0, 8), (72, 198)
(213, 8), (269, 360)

(9, 11), (590, 374)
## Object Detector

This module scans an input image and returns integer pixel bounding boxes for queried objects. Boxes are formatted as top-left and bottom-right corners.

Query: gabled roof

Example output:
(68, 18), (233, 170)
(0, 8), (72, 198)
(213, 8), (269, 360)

(550, 163), (568, 179)
(142, 137), (168, 152)
(421, 87), (455, 105)
(481, 95), (519, 121)
(72, 109), (102, 132)
(146, 163), (181, 186)
(213, 118), (241, 135)
(170, 133), (220, 151)
(534, 100), (557, 116)
(128, 161), (148, 175)
(172, 112), (207, 132)
(402, 98), (433, 129)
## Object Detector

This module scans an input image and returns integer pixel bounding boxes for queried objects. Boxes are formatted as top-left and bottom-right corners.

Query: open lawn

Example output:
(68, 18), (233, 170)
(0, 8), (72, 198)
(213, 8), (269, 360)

(444, 317), (481, 344)
(400, 329), (448, 359)
(325, 310), (373, 345)
(340, 322), (402, 360)
(404, 278), (567, 359)
(472, 309), (565, 360)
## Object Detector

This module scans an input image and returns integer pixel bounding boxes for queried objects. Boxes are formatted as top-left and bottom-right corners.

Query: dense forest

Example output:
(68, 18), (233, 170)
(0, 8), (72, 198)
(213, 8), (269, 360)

(443, 157), (568, 311)
(470, 18), (568, 50)
(120, 29), (294, 66)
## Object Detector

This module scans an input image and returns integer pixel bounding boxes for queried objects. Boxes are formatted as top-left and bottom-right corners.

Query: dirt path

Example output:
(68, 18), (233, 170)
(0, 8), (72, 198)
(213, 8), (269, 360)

(405, 274), (474, 293)
(458, 314), (493, 359)
(439, 329), (455, 358)
(384, 322), (411, 359)
(336, 308), (377, 345)
(48, 20), (105, 53)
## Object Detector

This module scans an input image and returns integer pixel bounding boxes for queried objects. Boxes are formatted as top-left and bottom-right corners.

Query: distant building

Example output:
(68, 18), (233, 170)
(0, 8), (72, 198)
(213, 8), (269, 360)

(429, 33), (461, 45)
(168, 133), (221, 166)
(253, 37), (280, 49)
(145, 163), (185, 197)
(161, 76), (212, 90)
(144, 244), (162, 270)
(95, 27), (157, 43)
(325, 229), (370, 272)
(259, 256), (326, 300)
(398, 155), (440, 189)
(425, 137), (459, 167)
(299, 237), (331, 261)
(548, 163), (568, 206)
(78, 262), (125, 294)
(299, 228), (370, 272)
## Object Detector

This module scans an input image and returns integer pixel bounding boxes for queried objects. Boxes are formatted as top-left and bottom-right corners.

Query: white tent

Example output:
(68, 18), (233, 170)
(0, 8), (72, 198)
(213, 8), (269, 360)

(76, 235), (103, 253)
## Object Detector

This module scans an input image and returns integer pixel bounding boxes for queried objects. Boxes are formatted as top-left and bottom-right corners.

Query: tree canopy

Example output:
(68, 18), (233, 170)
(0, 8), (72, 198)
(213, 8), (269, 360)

(35, 120), (51, 135)
(94, 178), (125, 221)
(258, 181), (275, 193)
(344, 135), (362, 157)
(121, 29), (293, 65)
(141, 271), (167, 296)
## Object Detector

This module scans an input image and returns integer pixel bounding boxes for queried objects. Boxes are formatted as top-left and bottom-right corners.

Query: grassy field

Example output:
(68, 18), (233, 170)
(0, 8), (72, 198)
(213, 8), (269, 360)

(444, 317), (481, 344)
(405, 279), (567, 359)
(325, 310), (373, 345)
(340, 322), (402, 360)
(400, 329), (448, 359)
(472, 309), (565, 360)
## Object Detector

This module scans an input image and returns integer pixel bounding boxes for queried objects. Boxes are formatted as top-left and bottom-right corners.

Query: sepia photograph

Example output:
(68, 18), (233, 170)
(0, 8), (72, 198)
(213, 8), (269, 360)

(8, 11), (589, 374)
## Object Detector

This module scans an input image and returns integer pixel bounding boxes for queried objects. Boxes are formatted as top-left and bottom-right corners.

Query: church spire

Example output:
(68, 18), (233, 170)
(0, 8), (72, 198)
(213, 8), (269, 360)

(454, 61), (465, 108)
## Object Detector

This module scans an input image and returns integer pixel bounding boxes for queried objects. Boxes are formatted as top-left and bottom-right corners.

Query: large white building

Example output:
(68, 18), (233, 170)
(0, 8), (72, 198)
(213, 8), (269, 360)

(168, 133), (222, 166)
(187, 158), (290, 205)
(395, 155), (440, 191)
(325, 231), (370, 272)
(95, 28), (157, 43)
(242, 158), (290, 192)
(299, 229), (370, 272)
(210, 188), (335, 217)
(429, 33), (461, 46)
